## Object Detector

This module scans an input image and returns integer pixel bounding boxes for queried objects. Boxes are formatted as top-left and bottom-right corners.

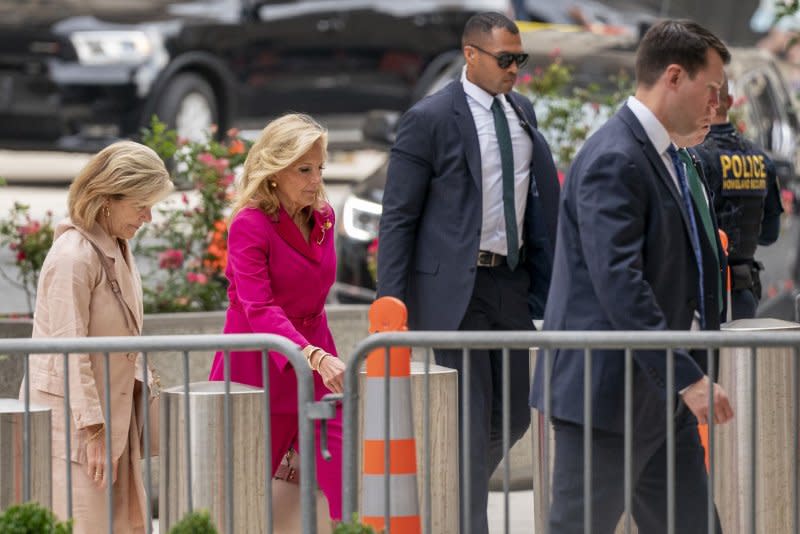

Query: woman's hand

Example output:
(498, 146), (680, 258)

(316, 353), (345, 393)
(84, 424), (119, 490)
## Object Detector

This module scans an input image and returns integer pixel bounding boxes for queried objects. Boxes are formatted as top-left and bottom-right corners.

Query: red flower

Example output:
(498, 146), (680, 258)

(186, 271), (209, 285)
(16, 250), (26, 262)
(367, 238), (379, 255)
(197, 152), (230, 174)
(158, 248), (184, 270)
(18, 221), (41, 236)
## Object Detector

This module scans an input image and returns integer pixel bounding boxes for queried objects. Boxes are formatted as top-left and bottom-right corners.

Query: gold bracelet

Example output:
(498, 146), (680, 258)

(314, 353), (329, 372)
(302, 345), (321, 370)
(87, 426), (105, 443)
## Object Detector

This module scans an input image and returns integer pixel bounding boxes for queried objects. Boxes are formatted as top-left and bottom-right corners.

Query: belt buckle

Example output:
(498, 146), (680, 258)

(477, 250), (501, 267)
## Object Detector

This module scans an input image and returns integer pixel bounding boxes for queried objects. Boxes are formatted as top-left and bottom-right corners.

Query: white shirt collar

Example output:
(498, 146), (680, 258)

(461, 66), (498, 111)
(626, 95), (672, 155)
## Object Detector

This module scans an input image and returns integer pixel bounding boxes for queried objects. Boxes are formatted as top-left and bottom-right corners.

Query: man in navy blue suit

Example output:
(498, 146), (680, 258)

(377, 12), (560, 534)
(530, 20), (735, 533)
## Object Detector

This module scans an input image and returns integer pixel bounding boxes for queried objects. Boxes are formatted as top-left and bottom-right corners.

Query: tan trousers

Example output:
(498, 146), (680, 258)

(51, 405), (147, 534)
(272, 479), (332, 534)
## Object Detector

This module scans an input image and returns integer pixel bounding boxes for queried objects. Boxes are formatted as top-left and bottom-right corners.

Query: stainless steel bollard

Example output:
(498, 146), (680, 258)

(715, 318), (800, 533)
(0, 399), (51, 510)
(159, 381), (267, 533)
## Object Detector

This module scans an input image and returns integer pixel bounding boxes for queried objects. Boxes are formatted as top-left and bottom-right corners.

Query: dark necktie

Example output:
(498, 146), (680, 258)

(491, 97), (519, 270)
(667, 145), (705, 327)
(679, 148), (723, 314)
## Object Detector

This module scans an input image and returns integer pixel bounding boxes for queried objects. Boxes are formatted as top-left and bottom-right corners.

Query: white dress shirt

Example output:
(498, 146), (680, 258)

(626, 96), (681, 192)
(462, 67), (533, 256)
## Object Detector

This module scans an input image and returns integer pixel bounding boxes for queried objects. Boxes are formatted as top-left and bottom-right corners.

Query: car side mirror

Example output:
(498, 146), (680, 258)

(362, 110), (399, 146)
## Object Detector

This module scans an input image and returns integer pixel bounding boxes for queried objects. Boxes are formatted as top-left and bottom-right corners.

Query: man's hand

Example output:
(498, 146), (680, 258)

(680, 375), (734, 425)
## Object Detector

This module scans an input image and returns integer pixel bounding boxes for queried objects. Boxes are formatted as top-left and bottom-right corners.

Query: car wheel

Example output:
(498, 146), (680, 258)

(155, 73), (218, 142)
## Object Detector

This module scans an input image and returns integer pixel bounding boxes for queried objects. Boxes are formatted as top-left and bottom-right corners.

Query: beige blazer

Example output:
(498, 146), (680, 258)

(23, 219), (157, 464)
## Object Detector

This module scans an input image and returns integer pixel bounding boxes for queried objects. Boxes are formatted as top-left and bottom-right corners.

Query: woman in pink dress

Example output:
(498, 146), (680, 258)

(208, 113), (345, 521)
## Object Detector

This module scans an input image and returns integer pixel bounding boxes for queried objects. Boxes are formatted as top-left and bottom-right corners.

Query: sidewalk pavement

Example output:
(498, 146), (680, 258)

(488, 490), (536, 533)
(151, 490), (536, 533)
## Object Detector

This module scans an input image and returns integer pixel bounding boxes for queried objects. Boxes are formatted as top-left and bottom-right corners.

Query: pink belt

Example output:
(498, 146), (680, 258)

(288, 310), (324, 327)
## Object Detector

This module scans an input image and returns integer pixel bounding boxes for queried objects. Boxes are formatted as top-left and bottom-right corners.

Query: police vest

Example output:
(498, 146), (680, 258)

(698, 130), (768, 261)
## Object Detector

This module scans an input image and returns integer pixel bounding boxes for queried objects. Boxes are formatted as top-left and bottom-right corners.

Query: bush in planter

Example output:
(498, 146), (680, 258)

(333, 514), (377, 534)
(134, 116), (252, 313)
(0, 202), (55, 316)
(0, 501), (72, 533)
(168, 509), (218, 534)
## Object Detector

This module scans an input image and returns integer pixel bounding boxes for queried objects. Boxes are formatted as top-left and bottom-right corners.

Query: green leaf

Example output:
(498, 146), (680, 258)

(168, 510), (218, 534)
(0, 501), (73, 533)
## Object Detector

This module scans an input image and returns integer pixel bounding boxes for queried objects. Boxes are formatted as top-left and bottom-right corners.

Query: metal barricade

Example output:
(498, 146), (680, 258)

(342, 328), (800, 534)
(0, 333), (329, 534)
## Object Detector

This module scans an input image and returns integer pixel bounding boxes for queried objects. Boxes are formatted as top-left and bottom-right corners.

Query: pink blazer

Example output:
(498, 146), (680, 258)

(208, 204), (337, 413)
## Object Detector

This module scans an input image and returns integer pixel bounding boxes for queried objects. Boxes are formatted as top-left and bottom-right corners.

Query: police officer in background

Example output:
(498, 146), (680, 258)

(693, 74), (783, 319)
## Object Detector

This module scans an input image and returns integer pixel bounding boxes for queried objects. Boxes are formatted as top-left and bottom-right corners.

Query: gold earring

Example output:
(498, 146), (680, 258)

(103, 205), (110, 218)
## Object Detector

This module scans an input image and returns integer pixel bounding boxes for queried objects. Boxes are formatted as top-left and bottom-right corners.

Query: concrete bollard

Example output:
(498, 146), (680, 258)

(359, 361), (459, 534)
(158, 381), (332, 533)
(715, 318), (800, 533)
(0, 399), (51, 510)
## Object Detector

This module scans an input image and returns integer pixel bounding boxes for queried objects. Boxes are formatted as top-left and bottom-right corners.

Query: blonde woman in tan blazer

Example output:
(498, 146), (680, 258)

(21, 141), (173, 534)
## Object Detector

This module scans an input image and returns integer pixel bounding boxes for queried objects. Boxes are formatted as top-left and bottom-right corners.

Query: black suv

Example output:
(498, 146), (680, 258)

(0, 0), (506, 151)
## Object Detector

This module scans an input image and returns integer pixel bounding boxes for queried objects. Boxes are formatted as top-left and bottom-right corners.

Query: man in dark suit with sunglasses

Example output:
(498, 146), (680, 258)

(377, 11), (560, 534)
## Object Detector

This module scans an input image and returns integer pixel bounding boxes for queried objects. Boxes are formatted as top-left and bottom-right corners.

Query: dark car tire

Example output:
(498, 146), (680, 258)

(155, 73), (218, 142)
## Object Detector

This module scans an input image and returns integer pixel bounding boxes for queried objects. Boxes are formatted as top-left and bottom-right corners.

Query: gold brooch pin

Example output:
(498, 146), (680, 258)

(317, 220), (332, 245)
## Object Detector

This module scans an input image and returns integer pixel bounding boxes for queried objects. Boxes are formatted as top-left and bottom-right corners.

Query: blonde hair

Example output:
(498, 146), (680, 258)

(232, 113), (328, 218)
(68, 141), (173, 229)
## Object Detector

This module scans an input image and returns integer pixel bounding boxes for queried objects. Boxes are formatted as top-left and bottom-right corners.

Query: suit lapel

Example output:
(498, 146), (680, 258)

(618, 107), (693, 236)
(451, 82), (482, 190)
(273, 206), (324, 263)
(506, 93), (536, 137)
(113, 242), (143, 334)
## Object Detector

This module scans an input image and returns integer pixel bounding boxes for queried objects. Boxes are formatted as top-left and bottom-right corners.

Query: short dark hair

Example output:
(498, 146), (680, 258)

(462, 12), (519, 47)
(635, 19), (730, 88)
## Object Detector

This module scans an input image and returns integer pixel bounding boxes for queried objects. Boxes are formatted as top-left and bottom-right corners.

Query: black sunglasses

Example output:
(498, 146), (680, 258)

(468, 43), (529, 69)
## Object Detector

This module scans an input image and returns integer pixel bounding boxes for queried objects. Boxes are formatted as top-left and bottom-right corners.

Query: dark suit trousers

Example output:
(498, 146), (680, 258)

(435, 264), (533, 534)
(731, 288), (758, 319)
(549, 372), (722, 534)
